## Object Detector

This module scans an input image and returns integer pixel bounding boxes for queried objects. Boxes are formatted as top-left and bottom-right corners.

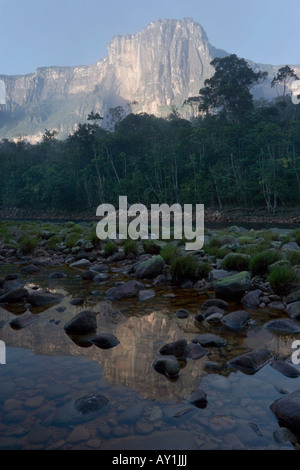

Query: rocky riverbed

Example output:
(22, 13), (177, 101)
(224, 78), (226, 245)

(1, 220), (300, 450)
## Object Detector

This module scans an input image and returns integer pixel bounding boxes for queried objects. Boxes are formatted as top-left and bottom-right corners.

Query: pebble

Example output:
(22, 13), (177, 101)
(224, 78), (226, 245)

(67, 425), (90, 443)
(136, 421), (154, 435)
(86, 438), (102, 448)
(24, 396), (44, 409)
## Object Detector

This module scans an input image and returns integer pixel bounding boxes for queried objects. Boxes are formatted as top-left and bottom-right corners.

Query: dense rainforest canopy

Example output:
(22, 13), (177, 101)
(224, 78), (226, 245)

(1, 56), (300, 215)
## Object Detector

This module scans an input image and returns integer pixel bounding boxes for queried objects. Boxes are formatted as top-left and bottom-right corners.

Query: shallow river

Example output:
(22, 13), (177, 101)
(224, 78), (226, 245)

(0, 262), (299, 450)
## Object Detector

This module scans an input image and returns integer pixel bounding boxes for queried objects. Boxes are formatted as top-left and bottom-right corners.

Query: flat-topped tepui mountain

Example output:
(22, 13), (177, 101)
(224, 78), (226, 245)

(0, 18), (299, 141)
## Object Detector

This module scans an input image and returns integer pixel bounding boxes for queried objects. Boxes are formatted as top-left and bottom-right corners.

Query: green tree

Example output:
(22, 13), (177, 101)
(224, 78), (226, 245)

(196, 54), (268, 123)
(271, 65), (299, 107)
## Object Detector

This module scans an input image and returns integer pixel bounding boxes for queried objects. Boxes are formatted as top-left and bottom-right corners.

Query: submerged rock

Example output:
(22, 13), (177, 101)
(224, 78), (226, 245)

(270, 360), (300, 378)
(222, 310), (250, 330)
(53, 394), (109, 425)
(229, 349), (272, 375)
(28, 290), (64, 307)
(138, 289), (156, 302)
(188, 390), (207, 408)
(264, 318), (300, 334)
(192, 333), (226, 348)
(89, 333), (120, 349)
(10, 312), (39, 329)
(185, 342), (207, 359)
(202, 299), (229, 310)
(0, 287), (29, 303)
(64, 310), (97, 335)
(175, 308), (190, 319)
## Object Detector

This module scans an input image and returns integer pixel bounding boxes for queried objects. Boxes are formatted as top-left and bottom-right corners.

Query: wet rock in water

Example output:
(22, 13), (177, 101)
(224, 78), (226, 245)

(268, 301), (285, 310)
(194, 313), (204, 323)
(273, 427), (297, 445)
(215, 271), (251, 301)
(118, 404), (144, 424)
(82, 270), (98, 280)
(106, 280), (144, 301)
(204, 361), (223, 372)
(49, 272), (67, 279)
(210, 415), (236, 435)
(10, 312), (39, 329)
(270, 360), (300, 378)
(287, 290), (300, 304)
(159, 339), (187, 358)
(202, 299), (229, 310)
(28, 290), (64, 307)
(175, 308), (190, 319)
(0, 287), (29, 303)
(27, 425), (52, 444)
(55, 306), (66, 313)
(135, 255), (165, 279)
(70, 298), (84, 306)
(89, 333), (120, 349)
(153, 274), (166, 286)
(70, 258), (91, 269)
(274, 385), (290, 395)
(64, 310), (97, 334)
(285, 302), (300, 321)
(270, 389), (300, 434)
(0, 437), (22, 450)
(188, 390), (208, 408)
(229, 349), (272, 375)
(203, 306), (225, 317)
(185, 342), (207, 360)
(241, 290), (262, 308)
(222, 310), (250, 330)
(192, 333), (226, 348)
(152, 355), (180, 378)
(101, 430), (198, 450)
(5, 273), (20, 281)
(138, 289), (156, 302)
(94, 273), (110, 282)
(0, 320), (5, 329)
(264, 318), (300, 334)
(205, 313), (223, 325)
(2, 278), (26, 291)
(53, 394), (109, 426)
(19, 264), (40, 274)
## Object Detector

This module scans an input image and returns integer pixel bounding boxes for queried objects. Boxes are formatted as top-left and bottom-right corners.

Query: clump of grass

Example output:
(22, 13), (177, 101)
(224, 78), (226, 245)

(170, 255), (198, 285)
(65, 233), (80, 249)
(0, 222), (10, 243)
(217, 246), (232, 259)
(260, 230), (280, 242)
(142, 239), (160, 254)
(294, 229), (300, 246)
(47, 235), (64, 250)
(249, 250), (282, 276)
(104, 241), (118, 257)
(123, 239), (139, 257)
(195, 261), (212, 279)
(18, 234), (38, 254)
(160, 243), (178, 264)
(269, 266), (300, 295)
(285, 250), (300, 266)
(221, 253), (250, 272)
(204, 238), (222, 256)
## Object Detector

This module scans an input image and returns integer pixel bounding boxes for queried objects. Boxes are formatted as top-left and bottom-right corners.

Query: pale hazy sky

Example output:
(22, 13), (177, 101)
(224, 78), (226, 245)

(1, 0), (300, 75)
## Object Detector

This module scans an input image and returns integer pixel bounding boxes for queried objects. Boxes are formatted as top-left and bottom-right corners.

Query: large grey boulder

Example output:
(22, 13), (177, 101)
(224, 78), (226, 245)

(229, 349), (272, 374)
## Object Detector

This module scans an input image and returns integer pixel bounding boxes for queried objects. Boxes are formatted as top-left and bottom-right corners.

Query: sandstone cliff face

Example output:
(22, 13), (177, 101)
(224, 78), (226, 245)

(0, 18), (299, 141)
